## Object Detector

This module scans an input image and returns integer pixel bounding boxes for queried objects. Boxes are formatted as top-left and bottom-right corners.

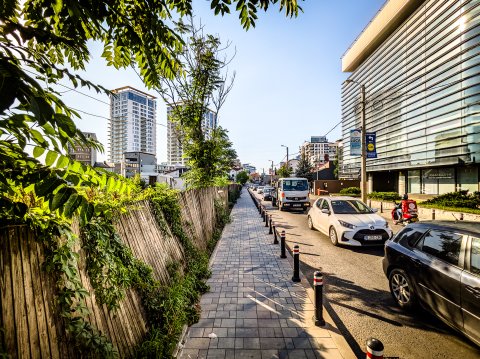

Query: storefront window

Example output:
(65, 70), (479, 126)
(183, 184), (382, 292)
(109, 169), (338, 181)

(458, 167), (479, 192)
(422, 168), (455, 195)
(408, 170), (421, 193)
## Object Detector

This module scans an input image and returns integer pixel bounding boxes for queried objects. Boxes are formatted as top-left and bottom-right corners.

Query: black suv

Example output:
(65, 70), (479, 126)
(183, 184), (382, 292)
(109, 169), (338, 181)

(383, 221), (479, 346)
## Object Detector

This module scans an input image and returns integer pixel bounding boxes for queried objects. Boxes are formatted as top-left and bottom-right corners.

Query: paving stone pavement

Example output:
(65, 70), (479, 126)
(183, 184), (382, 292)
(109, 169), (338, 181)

(179, 189), (350, 359)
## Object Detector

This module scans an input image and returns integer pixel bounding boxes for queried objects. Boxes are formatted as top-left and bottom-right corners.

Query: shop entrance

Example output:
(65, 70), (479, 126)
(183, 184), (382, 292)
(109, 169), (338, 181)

(372, 172), (398, 192)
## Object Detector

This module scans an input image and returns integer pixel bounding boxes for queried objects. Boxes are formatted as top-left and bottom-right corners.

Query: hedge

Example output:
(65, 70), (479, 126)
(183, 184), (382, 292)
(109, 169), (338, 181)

(367, 191), (401, 201)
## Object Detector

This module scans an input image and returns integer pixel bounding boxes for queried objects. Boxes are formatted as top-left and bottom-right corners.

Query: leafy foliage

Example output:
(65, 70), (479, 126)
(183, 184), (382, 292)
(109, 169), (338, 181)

(367, 191), (401, 201)
(277, 164), (293, 178)
(295, 154), (313, 181)
(339, 187), (361, 195)
(236, 170), (249, 185)
(420, 190), (480, 209)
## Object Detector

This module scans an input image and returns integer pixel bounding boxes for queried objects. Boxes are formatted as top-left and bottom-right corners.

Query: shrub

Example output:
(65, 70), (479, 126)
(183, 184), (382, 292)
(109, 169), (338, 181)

(367, 191), (401, 201)
(339, 187), (361, 195)
(420, 190), (480, 209)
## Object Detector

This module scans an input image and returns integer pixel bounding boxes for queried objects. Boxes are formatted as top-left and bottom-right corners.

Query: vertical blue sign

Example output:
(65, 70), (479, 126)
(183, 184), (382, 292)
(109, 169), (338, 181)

(366, 132), (377, 158)
(350, 129), (361, 156)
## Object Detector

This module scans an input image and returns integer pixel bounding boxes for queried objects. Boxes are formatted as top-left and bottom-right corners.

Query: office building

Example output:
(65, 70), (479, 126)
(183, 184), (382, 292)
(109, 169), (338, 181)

(242, 163), (257, 174)
(301, 137), (338, 169)
(67, 131), (97, 166)
(167, 105), (217, 165)
(341, 0), (480, 195)
(109, 86), (157, 165)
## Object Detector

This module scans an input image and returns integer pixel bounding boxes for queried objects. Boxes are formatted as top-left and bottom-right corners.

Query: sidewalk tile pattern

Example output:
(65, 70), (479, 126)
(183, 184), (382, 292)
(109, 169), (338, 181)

(179, 190), (344, 359)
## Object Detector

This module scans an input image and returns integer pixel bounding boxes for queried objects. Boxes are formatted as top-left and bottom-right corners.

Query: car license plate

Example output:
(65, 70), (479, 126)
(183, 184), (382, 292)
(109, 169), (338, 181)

(365, 235), (382, 240)
(293, 204), (302, 207)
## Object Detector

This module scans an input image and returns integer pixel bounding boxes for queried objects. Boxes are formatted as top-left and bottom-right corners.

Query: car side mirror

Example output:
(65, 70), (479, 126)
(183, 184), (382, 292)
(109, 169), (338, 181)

(321, 209), (330, 215)
(371, 208), (378, 213)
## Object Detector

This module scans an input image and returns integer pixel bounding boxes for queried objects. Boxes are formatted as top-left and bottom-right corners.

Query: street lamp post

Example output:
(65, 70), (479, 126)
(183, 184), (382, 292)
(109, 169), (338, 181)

(268, 160), (274, 185)
(281, 144), (289, 165)
(345, 80), (367, 203)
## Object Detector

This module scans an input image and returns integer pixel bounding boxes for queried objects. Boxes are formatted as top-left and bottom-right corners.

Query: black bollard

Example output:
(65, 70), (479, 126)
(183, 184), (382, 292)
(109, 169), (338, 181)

(265, 212), (269, 227)
(314, 271), (325, 326)
(269, 215), (273, 234)
(460, 213), (464, 221)
(380, 201), (383, 213)
(280, 230), (287, 258)
(273, 223), (278, 244)
(262, 207), (266, 222)
(432, 209), (435, 220)
(365, 337), (384, 359)
(292, 244), (300, 282)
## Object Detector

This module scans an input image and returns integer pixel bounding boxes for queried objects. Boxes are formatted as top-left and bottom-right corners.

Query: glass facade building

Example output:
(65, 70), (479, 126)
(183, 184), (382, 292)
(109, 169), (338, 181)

(109, 86), (157, 164)
(341, 0), (480, 195)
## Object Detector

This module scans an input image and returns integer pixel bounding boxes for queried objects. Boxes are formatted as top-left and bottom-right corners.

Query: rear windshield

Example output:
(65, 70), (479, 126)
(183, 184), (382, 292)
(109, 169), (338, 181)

(282, 180), (308, 191)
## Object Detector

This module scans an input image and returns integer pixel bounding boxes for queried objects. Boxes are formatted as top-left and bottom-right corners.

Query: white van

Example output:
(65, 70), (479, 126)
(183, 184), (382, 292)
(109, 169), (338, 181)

(273, 177), (310, 212)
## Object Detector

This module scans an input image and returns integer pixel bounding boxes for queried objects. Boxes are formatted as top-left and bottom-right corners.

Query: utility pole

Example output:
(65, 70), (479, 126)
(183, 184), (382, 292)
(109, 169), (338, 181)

(345, 79), (368, 203)
(281, 145), (289, 167)
(360, 84), (367, 203)
(269, 160), (274, 185)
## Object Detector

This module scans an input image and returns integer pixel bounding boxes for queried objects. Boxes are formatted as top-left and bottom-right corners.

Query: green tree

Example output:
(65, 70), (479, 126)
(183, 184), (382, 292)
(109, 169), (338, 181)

(333, 146), (343, 179)
(295, 153), (313, 181)
(158, 21), (238, 188)
(277, 164), (293, 178)
(236, 171), (249, 185)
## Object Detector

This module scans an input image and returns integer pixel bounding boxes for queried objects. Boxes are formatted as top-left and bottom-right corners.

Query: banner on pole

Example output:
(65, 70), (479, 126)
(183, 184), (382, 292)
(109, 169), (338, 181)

(366, 132), (377, 158)
(350, 129), (361, 156)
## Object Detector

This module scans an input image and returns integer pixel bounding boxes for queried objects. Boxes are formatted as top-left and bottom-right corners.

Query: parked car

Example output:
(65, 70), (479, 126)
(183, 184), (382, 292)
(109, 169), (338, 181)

(383, 221), (479, 346)
(257, 186), (265, 194)
(307, 196), (392, 246)
(262, 188), (273, 201)
(252, 185), (258, 191)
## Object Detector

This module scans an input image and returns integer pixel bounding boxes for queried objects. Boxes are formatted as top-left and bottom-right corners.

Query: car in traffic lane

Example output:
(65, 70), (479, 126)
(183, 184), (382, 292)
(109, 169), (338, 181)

(307, 196), (392, 246)
(383, 221), (480, 346)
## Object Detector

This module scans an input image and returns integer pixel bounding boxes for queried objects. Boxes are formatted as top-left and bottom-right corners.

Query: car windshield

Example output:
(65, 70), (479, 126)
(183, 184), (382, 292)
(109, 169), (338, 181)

(282, 180), (308, 191)
(330, 200), (373, 214)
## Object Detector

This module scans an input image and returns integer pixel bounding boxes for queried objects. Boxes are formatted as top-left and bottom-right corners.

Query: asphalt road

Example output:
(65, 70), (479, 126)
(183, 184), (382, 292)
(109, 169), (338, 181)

(252, 191), (480, 359)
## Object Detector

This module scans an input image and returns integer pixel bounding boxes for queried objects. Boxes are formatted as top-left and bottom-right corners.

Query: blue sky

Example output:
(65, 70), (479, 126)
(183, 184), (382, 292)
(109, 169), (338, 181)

(60, 0), (386, 173)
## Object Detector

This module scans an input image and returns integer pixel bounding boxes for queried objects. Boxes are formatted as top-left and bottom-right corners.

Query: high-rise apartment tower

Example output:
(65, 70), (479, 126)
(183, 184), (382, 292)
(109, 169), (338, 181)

(109, 86), (157, 164)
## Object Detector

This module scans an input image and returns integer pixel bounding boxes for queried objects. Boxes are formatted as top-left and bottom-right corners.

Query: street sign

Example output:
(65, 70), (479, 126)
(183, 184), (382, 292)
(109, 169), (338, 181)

(350, 129), (361, 156)
(366, 132), (377, 158)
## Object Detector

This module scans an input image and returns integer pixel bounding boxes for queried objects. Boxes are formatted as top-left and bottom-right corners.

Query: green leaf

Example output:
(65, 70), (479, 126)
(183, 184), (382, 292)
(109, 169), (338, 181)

(106, 177), (115, 192)
(50, 187), (74, 211)
(45, 151), (59, 167)
(63, 193), (82, 218)
(33, 146), (46, 158)
(56, 155), (69, 168)
(35, 178), (64, 197)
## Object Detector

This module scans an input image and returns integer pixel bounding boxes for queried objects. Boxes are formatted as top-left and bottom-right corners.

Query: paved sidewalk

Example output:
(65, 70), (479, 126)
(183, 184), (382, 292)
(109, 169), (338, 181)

(179, 189), (354, 359)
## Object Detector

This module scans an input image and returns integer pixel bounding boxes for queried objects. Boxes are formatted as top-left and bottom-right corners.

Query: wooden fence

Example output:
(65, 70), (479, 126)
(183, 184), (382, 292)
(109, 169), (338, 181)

(0, 185), (237, 358)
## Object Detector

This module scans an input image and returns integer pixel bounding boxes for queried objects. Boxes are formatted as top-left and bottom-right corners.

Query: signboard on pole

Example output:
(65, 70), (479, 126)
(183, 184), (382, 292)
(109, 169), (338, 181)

(366, 132), (377, 158)
(350, 129), (361, 156)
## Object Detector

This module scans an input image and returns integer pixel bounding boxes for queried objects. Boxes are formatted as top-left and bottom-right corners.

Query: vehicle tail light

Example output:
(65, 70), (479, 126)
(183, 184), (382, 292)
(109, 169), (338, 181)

(281, 192), (285, 198)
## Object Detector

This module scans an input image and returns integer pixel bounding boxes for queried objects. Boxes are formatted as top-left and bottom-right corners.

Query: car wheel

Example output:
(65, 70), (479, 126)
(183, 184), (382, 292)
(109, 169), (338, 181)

(329, 226), (339, 246)
(389, 268), (416, 309)
(308, 216), (315, 230)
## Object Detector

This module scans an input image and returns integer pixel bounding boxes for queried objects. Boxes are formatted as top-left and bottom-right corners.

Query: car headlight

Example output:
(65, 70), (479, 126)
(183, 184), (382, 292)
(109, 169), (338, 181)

(338, 220), (356, 229)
